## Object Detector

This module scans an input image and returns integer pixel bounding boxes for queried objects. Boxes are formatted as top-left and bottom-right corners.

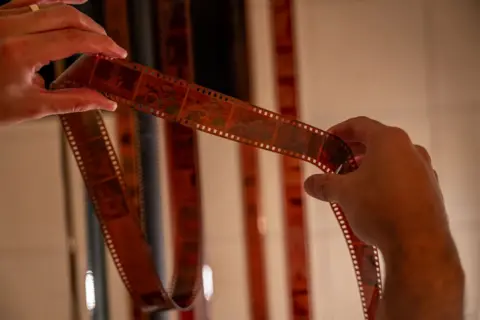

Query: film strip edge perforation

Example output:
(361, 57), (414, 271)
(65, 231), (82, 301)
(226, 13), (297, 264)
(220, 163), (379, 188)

(53, 54), (383, 319)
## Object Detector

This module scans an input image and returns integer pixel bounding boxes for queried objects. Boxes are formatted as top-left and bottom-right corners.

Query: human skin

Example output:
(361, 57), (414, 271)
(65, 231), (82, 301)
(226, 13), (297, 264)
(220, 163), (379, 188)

(0, 1), (466, 319)
(0, 0), (127, 125)
(304, 116), (465, 320)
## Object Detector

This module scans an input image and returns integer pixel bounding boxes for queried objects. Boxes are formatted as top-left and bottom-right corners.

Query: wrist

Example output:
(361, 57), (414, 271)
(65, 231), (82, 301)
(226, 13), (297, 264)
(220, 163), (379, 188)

(382, 226), (459, 264)
(379, 205), (454, 263)
(377, 229), (465, 320)
(381, 227), (464, 286)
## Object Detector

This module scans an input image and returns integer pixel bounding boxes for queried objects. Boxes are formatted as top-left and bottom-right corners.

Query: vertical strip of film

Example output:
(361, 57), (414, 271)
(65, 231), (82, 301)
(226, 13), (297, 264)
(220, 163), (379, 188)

(102, 1), (146, 319)
(76, 3), (111, 319)
(270, 0), (311, 318)
(54, 59), (82, 320)
(127, 6), (166, 311)
(232, 1), (270, 319)
(156, 1), (201, 319)
(240, 145), (270, 320)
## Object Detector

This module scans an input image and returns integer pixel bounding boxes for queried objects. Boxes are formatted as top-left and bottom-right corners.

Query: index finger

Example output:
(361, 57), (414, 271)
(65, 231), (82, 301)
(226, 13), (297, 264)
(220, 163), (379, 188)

(0, 0), (86, 10)
(5, 29), (127, 67)
(327, 116), (385, 144)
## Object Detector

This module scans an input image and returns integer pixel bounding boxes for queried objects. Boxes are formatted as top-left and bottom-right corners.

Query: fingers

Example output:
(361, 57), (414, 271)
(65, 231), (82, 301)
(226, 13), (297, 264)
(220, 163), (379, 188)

(327, 116), (385, 145)
(304, 173), (346, 203)
(0, 0), (86, 10)
(338, 140), (366, 166)
(412, 144), (440, 184)
(414, 144), (432, 166)
(32, 73), (45, 87)
(1, 29), (127, 68)
(0, 4), (106, 37)
(354, 155), (364, 166)
(27, 87), (117, 119)
(344, 141), (366, 157)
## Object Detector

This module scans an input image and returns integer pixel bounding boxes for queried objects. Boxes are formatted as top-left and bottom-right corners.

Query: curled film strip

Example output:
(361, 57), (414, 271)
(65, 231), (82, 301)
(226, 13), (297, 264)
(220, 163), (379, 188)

(51, 54), (383, 319)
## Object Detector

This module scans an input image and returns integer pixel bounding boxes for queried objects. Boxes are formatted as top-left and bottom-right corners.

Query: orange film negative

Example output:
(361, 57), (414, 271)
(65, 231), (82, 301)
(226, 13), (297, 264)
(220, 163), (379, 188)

(270, 0), (311, 317)
(102, 1), (147, 319)
(157, 0), (200, 319)
(103, 0), (144, 227)
(51, 54), (383, 319)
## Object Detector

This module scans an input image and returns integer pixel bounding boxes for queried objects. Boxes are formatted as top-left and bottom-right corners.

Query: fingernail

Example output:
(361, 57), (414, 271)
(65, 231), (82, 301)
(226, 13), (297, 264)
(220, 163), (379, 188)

(97, 25), (107, 35)
(114, 44), (128, 58)
(105, 100), (117, 111)
(303, 177), (315, 195)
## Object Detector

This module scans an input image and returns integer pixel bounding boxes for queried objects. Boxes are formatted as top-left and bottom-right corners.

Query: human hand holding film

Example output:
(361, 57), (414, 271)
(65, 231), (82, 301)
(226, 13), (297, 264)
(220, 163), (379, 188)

(304, 116), (464, 320)
(304, 116), (449, 254)
(0, 0), (126, 125)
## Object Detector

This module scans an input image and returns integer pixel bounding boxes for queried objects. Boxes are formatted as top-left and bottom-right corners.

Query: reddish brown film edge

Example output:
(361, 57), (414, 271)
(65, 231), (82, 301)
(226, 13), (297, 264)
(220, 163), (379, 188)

(157, 1), (200, 319)
(270, 1), (382, 319)
(239, 144), (269, 320)
(54, 55), (381, 319)
(102, 1), (146, 319)
(270, 1), (311, 318)
(237, 7), (270, 320)
(55, 56), (203, 313)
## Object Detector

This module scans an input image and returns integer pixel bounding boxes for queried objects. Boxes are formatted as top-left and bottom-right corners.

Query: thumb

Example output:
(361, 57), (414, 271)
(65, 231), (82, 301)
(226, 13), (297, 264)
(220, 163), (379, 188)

(34, 88), (117, 117)
(304, 173), (345, 203)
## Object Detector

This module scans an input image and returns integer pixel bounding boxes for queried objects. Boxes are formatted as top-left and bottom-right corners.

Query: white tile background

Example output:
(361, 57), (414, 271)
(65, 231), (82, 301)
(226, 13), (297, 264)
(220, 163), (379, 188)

(0, 0), (479, 319)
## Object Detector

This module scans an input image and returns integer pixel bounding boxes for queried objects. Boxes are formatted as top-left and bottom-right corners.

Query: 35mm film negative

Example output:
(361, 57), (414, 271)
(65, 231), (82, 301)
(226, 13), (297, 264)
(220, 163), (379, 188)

(157, 0), (201, 319)
(102, 0), (147, 319)
(270, 0), (311, 317)
(52, 54), (383, 319)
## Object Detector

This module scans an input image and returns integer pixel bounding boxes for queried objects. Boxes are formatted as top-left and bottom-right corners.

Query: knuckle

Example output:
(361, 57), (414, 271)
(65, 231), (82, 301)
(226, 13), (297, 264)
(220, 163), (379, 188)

(415, 144), (427, 153)
(64, 28), (87, 43)
(63, 28), (104, 50)
(63, 4), (79, 15)
(63, 5), (85, 25)
(353, 116), (380, 128)
(71, 103), (89, 113)
(354, 116), (373, 123)
(386, 126), (411, 143)
(416, 145), (429, 156)
(415, 145), (432, 163)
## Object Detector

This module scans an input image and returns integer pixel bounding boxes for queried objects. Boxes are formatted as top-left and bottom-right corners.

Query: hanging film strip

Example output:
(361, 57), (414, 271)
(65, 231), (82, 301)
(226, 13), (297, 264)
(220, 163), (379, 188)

(157, 0), (201, 319)
(102, 0), (147, 319)
(51, 54), (383, 319)
(103, 0), (143, 227)
(270, 0), (311, 317)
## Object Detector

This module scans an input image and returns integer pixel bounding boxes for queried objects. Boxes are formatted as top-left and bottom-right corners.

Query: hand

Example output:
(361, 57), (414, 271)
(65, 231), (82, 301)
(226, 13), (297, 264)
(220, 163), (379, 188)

(0, 0), (127, 125)
(304, 116), (449, 253)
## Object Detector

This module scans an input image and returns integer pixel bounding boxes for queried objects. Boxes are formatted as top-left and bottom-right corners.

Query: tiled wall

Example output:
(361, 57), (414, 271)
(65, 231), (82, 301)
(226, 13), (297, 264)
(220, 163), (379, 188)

(0, 0), (479, 319)
(0, 118), (72, 319)
(295, 1), (429, 317)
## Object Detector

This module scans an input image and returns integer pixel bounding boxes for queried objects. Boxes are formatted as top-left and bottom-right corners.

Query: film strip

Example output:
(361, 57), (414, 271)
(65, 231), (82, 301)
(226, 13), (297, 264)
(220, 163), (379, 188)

(102, 1), (148, 319)
(235, 2), (270, 320)
(52, 54), (382, 319)
(239, 144), (269, 320)
(104, 0), (142, 226)
(157, 0), (200, 319)
(270, 0), (311, 317)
